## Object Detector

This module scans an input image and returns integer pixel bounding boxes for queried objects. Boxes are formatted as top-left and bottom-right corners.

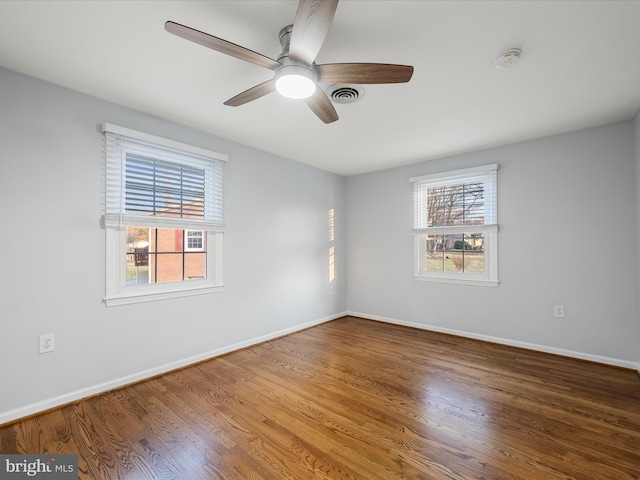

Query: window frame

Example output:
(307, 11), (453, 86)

(102, 124), (227, 306)
(410, 164), (499, 287)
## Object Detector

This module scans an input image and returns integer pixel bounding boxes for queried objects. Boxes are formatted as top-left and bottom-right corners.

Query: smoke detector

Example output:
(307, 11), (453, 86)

(494, 48), (521, 69)
(326, 84), (364, 104)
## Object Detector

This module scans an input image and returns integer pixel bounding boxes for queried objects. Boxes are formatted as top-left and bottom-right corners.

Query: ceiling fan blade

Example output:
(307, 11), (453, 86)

(305, 88), (339, 124)
(316, 63), (414, 84)
(289, 0), (339, 66)
(165, 21), (281, 71)
(224, 80), (276, 106)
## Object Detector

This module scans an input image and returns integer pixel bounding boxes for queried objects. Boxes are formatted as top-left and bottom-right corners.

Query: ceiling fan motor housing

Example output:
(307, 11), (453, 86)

(274, 24), (318, 98)
(275, 64), (317, 98)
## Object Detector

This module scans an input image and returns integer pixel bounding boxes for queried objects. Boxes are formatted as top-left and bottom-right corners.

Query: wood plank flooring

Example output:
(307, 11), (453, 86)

(1, 316), (639, 479)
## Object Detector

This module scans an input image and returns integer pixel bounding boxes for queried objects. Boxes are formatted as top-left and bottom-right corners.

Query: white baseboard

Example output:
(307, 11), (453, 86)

(0, 312), (346, 426)
(349, 311), (640, 371)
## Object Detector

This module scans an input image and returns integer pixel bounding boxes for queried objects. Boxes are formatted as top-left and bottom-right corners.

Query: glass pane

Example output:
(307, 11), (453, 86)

(126, 227), (208, 286)
(427, 182), (485, 227)
(155, 253), (184, 283)
(126, 264), (149, 285)
(425, 235), (444, 272)
(126, 227), (150, 285)
(463, 233), (484, 273)
(443, 234), (461, 272)
(440, 233), (485, 273)
(185, 253), (206, 280)
(463, 183), (485, 225)
(125, 155), (206, 220)
(421, 233), (486, 275)
(147, 253), (157, 284)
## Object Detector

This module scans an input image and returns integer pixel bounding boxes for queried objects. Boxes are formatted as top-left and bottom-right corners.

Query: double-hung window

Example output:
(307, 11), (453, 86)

(103, 124), (227, 306)
(411, 164), (499, 286)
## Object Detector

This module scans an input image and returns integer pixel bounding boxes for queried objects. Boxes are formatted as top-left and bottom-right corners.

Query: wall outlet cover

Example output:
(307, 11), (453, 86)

(39, 334), (55, 353)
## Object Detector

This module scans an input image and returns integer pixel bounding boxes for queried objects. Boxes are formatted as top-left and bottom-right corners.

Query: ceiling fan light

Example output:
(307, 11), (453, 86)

(275, 65), (316, 99)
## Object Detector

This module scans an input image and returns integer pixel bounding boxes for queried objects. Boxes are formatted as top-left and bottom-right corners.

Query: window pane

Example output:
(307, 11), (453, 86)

(126, 227), (208, 286)
(443, 234), (461, 272)
(155, 253), (184, 283)
(127, 264), (149, 285)
(443, 233), (485, 273)
(463, 234), (484, 272)
(427, 182), (485, 227)
(462, 183), (485, 225)
(422, 233), (485, 274)
(425, 235), (444, 272)
(125, 155), (206, 220)
(185, 253), (206, 279)
(127, 227), (150, 285)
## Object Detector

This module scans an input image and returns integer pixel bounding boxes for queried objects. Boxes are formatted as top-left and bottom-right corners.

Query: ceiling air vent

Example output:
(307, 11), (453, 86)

(327, 84), (364, 104)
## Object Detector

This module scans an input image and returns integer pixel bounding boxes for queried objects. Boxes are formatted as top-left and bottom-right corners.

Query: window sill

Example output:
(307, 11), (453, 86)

(104, 285), (223, 307)
(414, 275), (499, 287)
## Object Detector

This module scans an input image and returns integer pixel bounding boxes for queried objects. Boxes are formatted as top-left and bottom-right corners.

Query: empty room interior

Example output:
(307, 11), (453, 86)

(1, 1), (639, 479)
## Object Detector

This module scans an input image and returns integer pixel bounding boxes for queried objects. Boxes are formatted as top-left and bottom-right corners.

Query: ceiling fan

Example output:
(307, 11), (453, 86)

(165, 0), (413, 124)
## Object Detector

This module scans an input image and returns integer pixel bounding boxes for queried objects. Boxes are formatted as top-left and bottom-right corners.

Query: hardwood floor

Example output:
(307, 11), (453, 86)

(1, 316), (639, 479)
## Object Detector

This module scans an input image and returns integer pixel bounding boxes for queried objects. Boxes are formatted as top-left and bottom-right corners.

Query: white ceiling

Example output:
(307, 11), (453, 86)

(1, 1), (639, 176)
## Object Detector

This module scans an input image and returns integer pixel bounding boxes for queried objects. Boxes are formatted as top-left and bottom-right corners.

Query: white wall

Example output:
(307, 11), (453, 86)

(0, 67), (347, 423)
(347, 122), (639, 369)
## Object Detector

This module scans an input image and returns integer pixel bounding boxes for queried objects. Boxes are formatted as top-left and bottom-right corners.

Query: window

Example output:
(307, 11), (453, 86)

(103, 123), (226, 306)
(411, 164), (498, 286)
(185, 230), (204, 251)
(126, 228), (207, 285)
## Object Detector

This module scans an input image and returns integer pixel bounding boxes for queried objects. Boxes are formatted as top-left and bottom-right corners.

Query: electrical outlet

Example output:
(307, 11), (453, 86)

(554, 305), (565, 318)
(39, 334), (55, 354)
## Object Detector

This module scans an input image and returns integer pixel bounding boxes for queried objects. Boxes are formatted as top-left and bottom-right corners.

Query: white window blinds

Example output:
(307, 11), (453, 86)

(411, 164), (498, 234)
(103, 123), (226, 231)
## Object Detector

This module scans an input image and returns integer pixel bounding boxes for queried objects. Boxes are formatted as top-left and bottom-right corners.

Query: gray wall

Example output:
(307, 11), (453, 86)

(347, 121), (638, 367)
(0, 67), (347, 422)
(2, 64), (638, 424)
(634, 109), (640, 372)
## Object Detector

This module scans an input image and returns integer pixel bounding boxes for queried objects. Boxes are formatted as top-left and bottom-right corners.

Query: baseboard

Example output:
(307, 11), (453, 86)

(349, 311), (640, 371)
(0, 312), (346, 426)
